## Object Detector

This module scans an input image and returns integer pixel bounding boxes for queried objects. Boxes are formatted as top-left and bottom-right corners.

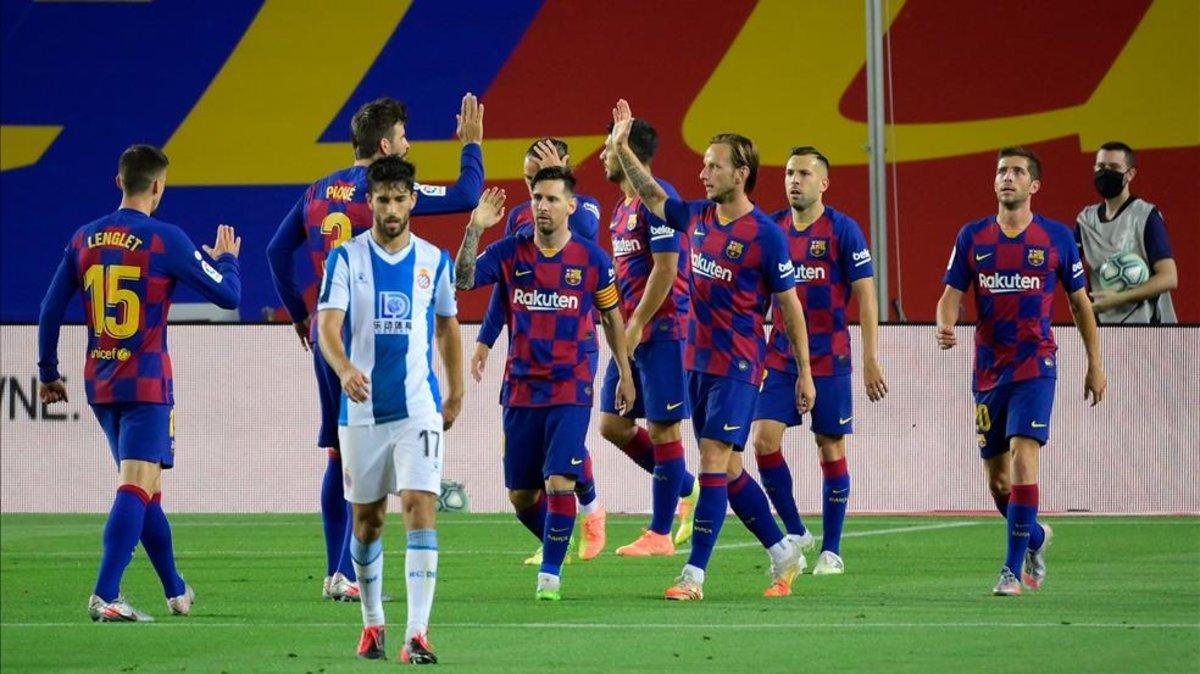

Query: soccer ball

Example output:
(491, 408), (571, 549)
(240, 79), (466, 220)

(437, 479), (469, 513)
(1098, 252), (1149, 292)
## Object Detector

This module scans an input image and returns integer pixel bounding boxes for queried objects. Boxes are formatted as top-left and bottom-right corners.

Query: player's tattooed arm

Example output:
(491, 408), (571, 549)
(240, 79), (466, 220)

(610, 99), (667, 218)
(455, 187), (506, 290)
(1067, 287), (1106, 406)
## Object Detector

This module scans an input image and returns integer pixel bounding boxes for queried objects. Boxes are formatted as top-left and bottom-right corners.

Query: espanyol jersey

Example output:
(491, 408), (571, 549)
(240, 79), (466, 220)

(766, 206), (873, 377)
(267, 144), (483, 324)
(943, 214), (1085, 392)
(37, 209), (242, 405)
(469, 231), (620, 407)
(318, 232), (457, 425)
(477, 194), (603, 349)
(653, 199), (795, 386)
(610, 179), (690, 343)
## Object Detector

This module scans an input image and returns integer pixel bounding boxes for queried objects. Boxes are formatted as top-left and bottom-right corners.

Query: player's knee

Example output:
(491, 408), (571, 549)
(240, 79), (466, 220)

(508, 489), (538, 511)
(751, 434), (779, 456)
(646, 421), (681, 445)
(988, 476), (1011, 497)
(118, 459), (161, 493)
(599, 414), (633, 446)
(816, 434), (846, 461)
(402, 491), (437, 529)
(545, 475), (575, 493)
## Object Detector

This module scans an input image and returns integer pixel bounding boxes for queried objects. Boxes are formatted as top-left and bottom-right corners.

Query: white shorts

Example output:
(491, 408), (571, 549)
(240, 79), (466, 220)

(338, 414), (444, 503)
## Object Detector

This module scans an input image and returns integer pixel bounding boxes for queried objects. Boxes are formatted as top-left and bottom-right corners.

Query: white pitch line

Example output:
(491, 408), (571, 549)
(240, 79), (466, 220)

(1, 621), (1196, 630)
(1, 521), (979, 559)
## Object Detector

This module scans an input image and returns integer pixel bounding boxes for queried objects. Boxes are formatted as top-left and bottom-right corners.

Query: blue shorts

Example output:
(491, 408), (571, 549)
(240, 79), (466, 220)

(753, 370), (853, 437)
(503, 406), (592, 490)
(91, 402), (175, 469)
(313, 342), (342, 450)
(600, 340), (690, 422)
(688, 372), (758, 449)
(973, 377), (1056, 459)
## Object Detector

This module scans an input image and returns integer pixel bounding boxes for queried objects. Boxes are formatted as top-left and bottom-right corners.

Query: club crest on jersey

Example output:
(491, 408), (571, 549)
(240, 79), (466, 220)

(416, 268), (432, 290)
(378, 291), (411, 319)
(627, 213), (638, 230)
(724, 241), (744, 260)
(810, 239), (828, 258)
(564, 267), (584, 287)
(1027, 248), (1046, 267)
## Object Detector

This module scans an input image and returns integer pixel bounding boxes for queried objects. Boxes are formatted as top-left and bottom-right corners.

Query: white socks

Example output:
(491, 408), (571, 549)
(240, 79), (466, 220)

(405, 529), (438, 640)
(350, 536), (385, 627)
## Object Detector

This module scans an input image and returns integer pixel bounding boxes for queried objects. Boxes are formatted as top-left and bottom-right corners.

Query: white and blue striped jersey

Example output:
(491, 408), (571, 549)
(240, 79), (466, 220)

(318, 232), (457, 426)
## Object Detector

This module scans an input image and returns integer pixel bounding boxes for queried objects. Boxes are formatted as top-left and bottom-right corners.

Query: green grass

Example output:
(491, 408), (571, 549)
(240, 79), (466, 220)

(2, 513), (1198, 673)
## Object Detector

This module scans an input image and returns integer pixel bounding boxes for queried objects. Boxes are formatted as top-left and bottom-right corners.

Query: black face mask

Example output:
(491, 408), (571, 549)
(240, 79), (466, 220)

(1094, 168), (1126, 200)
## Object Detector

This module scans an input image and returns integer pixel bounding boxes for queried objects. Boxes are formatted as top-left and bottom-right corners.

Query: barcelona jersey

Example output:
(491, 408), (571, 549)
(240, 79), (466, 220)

(766, 206), (873, 377)
(943, 214), (1086, 391)
(468, 231), (619, 407)
(37, 209), (242, 404)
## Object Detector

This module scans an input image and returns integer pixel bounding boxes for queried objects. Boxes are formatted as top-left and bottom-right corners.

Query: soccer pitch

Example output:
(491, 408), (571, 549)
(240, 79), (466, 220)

(1, 513), (1197, 672)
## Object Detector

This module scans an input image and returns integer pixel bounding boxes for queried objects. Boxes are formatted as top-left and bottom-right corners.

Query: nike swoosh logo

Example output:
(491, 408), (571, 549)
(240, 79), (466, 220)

(666, 402), (683, 410)
(839, 416), (853, 424)
(515, 270), (532, 277)
(722, 424), (741, 431)
(1031, 421), (1048, 428)
(831, 488), (848, 495)
(975, 253), (993, 261)
(570, 458), (583, 465)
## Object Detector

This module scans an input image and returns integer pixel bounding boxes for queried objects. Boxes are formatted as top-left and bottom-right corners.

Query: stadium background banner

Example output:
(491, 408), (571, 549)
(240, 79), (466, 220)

(2, 325), (1196, 514)
(1, 0), (1197, 324)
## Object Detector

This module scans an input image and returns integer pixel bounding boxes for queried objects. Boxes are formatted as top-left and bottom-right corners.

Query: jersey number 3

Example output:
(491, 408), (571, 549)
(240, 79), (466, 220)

(82, 264), (142, 339)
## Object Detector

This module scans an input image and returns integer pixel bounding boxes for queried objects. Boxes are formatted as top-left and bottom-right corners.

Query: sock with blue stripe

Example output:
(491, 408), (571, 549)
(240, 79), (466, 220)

(821, 458), (851, 555)
(350, 535), (384, 627)
(140, 492), (186, 598)
(755, 449), (807, 536)
(94, 484), (150, 601)
(685, 473), (728, 572)
(540, 491), (576, 577)
(728, 470), (786, 550)
(405, 529), (438, 640)
(650, 440), (687, 535)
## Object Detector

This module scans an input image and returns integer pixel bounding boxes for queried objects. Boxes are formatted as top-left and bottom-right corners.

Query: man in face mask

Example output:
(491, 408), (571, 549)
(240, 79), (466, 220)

(1075, 141), (1178, 323)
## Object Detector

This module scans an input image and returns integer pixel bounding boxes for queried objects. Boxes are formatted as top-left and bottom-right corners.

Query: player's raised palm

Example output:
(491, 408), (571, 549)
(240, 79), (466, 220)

(202, 224), (242, 259)
(531, 140), (569, 170)
(456, 92), (484, 145)
(468, 187), (506, 230)
(609, 99), (633, 148)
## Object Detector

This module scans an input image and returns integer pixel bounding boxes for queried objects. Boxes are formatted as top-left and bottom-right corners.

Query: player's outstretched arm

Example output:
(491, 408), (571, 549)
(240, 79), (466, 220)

(455, 187), (506, 290)
(169, 224), (242, 310)
(609, 99), (668, 218)
(599, 306), (637, 414)
(852, 277), (888, 401)
(435, 314), (464, 429)
(775, 290), (816, 413)
(935, 286), (964, 350)
(456, 92), (484, 146)
(317, 308), (370, 403)
(1067, 287), (1106, 406)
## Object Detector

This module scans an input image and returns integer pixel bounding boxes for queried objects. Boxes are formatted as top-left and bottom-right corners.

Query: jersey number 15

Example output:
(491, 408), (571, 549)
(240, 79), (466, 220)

(82, 264), (142, 339)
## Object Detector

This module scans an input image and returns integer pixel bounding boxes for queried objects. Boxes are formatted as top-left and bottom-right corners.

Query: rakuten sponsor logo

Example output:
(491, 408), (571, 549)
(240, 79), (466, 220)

(795, 264), (826, 282)
(513, 288), (580, 311)
(978, 272), (1041, 293)
(692, 252), (733, 282)
(613, 238), (642, 257)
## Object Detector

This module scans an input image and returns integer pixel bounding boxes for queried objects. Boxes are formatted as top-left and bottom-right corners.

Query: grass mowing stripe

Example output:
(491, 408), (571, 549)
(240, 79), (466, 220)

(2, 621), (1196, 630)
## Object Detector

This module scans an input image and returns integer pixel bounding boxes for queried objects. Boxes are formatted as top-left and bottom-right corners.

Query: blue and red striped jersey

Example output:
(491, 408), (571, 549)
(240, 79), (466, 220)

(610, 179), (690, 343)
(469, 230), (619, 407)
(944, 214), (1086, 391)
(266, 145), (483, 323)
(476, 193), (602, 349)
(654, 198), (795, 386)
(37, 209), (241, 404)
(766, 206), (873, 377)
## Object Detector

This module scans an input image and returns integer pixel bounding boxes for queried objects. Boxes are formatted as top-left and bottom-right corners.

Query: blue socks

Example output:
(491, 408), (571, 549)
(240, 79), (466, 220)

(1006, 483), (1042, 573)
(94, 485), (150, 601)
(821, 458), (850, 555)
(574, 454), (597, 510)
(650, 440), (687, 535)
(320, 450), (351, 577)
(756, 450), (807, 536)
(685, 473), (729, 572)
(728, 471), (786, 549)
(140, 493), (186, 598)
(540, 491), (576, 576)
